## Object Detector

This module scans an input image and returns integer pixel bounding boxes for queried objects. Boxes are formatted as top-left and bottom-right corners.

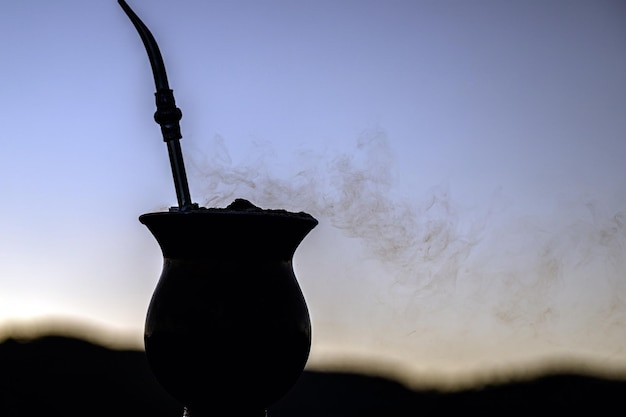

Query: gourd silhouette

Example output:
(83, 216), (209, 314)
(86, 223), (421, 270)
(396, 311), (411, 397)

(118, 2), (318, 416)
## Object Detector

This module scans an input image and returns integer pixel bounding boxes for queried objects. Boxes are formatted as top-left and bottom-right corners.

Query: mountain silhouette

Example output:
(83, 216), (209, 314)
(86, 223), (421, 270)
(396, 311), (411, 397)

(0, 334), (623, 416)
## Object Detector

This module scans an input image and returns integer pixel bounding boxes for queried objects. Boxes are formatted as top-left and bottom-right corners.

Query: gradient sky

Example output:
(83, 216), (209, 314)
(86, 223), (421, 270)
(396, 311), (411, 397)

(1, 0), (625, 389)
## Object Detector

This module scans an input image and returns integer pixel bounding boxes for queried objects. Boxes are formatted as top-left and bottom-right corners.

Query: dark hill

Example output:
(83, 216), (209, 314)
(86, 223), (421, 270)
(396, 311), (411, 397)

(0, 335), (623, 416)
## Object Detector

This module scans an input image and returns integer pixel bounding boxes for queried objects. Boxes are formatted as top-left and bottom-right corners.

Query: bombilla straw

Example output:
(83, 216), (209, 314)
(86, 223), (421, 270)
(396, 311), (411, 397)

(118, 0), (196, 211)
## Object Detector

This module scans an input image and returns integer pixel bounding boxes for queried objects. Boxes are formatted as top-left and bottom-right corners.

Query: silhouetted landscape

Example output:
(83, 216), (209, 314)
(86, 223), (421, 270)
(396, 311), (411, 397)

(1, 334), (624, 416)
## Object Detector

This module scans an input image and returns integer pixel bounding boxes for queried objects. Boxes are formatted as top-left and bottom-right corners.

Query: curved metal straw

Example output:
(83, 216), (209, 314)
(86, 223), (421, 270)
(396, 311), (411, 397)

(119, 0), (195, 211)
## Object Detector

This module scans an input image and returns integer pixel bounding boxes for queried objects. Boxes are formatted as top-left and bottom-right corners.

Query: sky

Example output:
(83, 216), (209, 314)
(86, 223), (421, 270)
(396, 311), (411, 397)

(1, 0), (625, 389)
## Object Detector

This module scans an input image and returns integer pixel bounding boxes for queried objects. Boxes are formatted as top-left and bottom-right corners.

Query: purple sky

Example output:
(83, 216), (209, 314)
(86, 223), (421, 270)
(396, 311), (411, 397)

(1, 0), (625, 388)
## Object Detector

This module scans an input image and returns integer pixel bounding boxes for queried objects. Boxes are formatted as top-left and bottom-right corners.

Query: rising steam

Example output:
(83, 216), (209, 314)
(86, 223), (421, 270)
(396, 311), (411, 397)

(186, 127), (626, 387)
(191, 128), (479, 293)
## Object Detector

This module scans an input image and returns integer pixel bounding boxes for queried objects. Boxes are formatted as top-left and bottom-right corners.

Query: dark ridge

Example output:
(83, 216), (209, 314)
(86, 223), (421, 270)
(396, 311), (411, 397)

(0, 335), (623, 416)
(0, 335), (179, 417)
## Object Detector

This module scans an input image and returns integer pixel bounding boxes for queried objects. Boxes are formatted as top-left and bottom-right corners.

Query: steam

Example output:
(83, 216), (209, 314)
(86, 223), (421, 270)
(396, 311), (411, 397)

(186, 128), (626, 386)
(191, 128), (478, 293)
